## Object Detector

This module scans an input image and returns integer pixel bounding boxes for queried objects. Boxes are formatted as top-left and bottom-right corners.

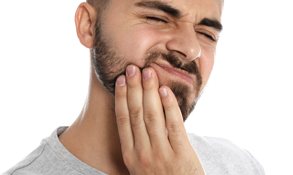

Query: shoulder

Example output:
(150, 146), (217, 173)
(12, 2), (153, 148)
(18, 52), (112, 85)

(188, 134), (265, 175)
(3, 140), (47, 175)
(4, 128), (64, 175)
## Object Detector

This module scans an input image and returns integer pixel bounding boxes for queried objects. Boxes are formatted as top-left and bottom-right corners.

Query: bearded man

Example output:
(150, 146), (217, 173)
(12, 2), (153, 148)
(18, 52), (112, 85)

(4, 0), (265, 175)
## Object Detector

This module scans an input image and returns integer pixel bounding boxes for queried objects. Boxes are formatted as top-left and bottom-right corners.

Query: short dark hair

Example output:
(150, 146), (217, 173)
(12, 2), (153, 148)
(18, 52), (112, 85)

(87, 0), (108, 9)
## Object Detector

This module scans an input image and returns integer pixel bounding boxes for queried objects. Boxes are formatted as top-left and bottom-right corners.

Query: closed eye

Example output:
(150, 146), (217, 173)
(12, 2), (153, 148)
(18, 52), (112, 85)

(198, 32), (216, 42)
(145, 16), (168, 23)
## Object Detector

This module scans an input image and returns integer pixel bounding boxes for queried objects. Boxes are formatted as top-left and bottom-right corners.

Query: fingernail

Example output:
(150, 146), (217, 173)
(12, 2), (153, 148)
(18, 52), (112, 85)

(116, 76), (126, 86)
(159, 87), (168, 97)
(126, 65), (136, 77)
(142, 68), (152, 80)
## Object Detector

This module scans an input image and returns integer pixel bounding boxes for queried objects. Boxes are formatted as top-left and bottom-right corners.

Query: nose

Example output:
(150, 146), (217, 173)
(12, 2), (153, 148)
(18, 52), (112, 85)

(166, 24), (201, 62)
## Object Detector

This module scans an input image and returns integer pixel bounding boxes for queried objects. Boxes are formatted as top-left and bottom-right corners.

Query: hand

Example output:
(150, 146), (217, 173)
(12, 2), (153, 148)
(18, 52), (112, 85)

(115, 65), (205, 175)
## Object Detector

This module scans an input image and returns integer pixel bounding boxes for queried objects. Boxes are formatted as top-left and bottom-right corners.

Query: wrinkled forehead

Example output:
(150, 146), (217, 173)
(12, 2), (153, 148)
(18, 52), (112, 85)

(133, 0), (223, 22)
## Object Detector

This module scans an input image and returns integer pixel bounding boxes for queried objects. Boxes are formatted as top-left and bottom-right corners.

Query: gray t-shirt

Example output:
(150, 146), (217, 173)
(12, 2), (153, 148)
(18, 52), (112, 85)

(3, 127), (265, 175)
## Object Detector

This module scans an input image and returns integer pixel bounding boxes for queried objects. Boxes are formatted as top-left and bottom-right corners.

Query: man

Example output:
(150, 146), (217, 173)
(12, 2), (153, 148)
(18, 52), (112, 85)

(4, 0), (265, 174)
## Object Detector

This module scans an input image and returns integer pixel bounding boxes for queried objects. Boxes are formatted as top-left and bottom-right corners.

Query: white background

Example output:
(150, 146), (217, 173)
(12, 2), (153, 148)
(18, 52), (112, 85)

(0, 0), (292, 174)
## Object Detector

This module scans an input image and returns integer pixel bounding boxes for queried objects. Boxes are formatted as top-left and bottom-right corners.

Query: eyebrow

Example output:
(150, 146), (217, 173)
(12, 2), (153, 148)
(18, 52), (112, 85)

(135, 1), (181, 18)
(135, 1), (223, 31)
(199, 18), (223, 31)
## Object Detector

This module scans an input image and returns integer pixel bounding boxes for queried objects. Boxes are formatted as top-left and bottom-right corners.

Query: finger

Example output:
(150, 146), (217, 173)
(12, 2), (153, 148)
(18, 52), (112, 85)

(115, 75), (134, 151)
(159, 86), (189, 152)
(142, 68), (170, 148)
(126, 65), (150, 149)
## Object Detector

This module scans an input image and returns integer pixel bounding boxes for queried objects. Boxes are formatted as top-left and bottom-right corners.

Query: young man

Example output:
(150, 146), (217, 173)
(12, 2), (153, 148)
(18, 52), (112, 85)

(5, 0), (265, 174)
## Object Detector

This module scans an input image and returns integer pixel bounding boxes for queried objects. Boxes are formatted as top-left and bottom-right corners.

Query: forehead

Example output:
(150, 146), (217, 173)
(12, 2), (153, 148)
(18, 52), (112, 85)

(132, 0), (223, 21)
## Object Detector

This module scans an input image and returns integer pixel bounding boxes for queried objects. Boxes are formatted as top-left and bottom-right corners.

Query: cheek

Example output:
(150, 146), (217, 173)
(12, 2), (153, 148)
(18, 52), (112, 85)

(109, 25), (163, 68)
(122, 28), (163, 66)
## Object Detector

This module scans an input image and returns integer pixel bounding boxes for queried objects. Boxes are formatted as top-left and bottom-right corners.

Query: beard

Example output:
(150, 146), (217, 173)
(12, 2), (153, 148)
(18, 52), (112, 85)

(91, 22), (202, 121)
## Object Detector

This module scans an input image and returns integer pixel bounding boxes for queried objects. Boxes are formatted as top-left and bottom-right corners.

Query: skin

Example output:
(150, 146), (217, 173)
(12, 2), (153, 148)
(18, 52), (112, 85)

(60, 0), (222, 174)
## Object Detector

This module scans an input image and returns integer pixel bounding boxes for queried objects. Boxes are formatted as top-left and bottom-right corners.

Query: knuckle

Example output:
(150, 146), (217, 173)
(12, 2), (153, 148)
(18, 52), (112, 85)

(129, 115), (144, 130)
(131, 120), (144, 130)
(167, 122), (181, 133)
(116, 115), (130, 126)
(143, 112), (157, 124)
(129, 108), (143, 124)
(129, 107), (142, 118)
(137, 150), (152, 168)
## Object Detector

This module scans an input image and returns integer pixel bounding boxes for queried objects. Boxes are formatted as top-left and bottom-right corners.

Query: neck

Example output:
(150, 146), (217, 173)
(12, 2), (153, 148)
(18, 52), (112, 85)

(59, 70), (129, 174)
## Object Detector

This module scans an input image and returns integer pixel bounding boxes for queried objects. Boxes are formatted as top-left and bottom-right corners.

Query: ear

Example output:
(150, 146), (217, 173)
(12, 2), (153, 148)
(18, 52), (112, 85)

(75, 2), (97, 48)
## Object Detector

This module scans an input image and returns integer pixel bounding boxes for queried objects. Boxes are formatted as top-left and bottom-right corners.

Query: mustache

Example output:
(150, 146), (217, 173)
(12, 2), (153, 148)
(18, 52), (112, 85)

(163, 53), (199, 75)
(145, 52), (201, 77)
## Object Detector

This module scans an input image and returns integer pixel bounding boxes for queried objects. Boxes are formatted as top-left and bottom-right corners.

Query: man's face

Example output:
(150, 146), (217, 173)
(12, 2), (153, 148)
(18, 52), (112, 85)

(92, 0), (222, 120)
